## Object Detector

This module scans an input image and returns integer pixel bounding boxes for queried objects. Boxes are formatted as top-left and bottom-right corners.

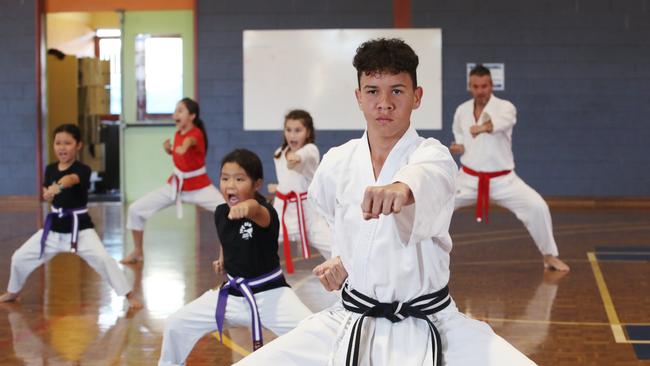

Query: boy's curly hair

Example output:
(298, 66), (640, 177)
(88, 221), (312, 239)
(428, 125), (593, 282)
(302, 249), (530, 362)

(352, 38), (419, 88)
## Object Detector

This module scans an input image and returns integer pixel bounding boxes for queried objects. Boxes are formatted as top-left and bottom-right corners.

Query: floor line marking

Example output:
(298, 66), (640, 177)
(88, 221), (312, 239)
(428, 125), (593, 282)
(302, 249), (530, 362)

(455, 225), (650, 246)
(478, 317), (650, 338)
(211, 332), (251, 358)
(453, 259), (589, 266)
(476, 316), (611, 327)
(452, 221), (650, 239)
(587, 251), (628, 344)
(596, 252), (650, 256)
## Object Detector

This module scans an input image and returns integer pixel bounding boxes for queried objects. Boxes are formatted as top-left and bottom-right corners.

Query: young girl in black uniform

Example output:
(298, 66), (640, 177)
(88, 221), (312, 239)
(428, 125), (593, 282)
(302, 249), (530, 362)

(158, 149), (312, 366)
(0, 124), (140, 308)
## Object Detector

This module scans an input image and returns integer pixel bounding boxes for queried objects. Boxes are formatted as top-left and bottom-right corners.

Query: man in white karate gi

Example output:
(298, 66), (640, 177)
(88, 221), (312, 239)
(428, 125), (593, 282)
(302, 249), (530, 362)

(450, 65), (570, 272)
(234, 39), (536, 366)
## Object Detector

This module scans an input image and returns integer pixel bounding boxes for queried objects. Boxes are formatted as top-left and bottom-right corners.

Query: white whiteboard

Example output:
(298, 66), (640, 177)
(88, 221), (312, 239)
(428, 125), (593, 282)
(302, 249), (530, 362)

(243, 29), (442, 131)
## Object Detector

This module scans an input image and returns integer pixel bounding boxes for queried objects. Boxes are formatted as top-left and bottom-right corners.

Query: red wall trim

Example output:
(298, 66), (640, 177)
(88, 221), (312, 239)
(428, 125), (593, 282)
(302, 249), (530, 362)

(393, 0), (412, 28)
(193, 0), (198, 102)
(36, 0), (45, 225)
(45, 0), (193, 13)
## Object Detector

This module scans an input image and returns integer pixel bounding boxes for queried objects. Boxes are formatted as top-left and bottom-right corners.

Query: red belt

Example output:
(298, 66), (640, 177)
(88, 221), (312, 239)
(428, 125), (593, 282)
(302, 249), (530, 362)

(275, 191), (310, 274)
(462, 166), (511, 223)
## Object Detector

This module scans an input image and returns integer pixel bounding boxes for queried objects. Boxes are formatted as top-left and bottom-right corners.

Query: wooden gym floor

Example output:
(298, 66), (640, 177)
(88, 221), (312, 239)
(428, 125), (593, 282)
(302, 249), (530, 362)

(0, 200), (648, 365)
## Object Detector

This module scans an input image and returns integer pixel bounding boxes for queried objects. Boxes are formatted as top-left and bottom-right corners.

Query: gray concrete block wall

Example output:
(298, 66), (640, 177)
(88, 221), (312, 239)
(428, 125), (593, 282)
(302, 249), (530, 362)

(0, 0), (37, 196)
(413, 0), (650, 196)
(197, 0), (393, 189)
(2, 0), (645, 196)
(197, 0), (650, 196)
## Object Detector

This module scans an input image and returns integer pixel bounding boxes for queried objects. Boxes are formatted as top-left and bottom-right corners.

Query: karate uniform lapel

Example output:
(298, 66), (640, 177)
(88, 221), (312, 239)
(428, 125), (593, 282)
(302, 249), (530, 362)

(350, 127), (419, 289)
(348, 131), (380, 287)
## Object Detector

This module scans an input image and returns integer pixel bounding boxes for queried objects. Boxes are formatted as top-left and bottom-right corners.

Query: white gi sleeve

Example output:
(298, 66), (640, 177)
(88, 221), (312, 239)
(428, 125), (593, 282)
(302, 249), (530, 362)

(293, 143), (320, 177)
(307, 148), (337, 227)
(393, 138), (457, 246)
(486, 100), (517, 133)
(451, 107), (464, 145)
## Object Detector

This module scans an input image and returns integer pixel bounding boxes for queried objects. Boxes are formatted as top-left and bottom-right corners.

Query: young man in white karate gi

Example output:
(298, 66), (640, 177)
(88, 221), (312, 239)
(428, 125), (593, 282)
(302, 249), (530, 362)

(450, 65), (570, 271)
(234, 38), (536, 366)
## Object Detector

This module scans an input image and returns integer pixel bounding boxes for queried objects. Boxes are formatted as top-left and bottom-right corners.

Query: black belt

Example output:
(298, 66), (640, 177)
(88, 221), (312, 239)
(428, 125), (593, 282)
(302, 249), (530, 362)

(342, 283), (451, 366)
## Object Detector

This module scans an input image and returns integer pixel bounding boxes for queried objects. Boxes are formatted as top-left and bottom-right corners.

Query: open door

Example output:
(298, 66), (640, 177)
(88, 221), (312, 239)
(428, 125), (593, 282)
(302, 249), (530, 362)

(120, 10), (195, 203)
(119, 9), (199, 301)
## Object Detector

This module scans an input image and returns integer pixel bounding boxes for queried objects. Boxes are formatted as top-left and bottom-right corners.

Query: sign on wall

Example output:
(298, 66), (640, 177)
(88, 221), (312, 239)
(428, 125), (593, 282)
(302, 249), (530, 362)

(244, 29), (443, 130)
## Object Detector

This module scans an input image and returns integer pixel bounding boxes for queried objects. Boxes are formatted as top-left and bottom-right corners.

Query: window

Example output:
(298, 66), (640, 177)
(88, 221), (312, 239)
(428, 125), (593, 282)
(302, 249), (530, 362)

(135, 34), (183, 120)
(97, 28), (121, 116)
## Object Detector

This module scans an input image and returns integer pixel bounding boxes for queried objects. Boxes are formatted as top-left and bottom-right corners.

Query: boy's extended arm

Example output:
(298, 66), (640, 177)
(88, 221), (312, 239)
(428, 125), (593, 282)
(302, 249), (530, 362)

(393, 139), (457, 246)
(360, 182), (413, 220)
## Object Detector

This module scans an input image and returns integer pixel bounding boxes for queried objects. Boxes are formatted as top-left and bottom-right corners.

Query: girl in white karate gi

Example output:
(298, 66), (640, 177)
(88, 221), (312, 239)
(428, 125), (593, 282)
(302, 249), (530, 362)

(270, 109), (332, 273)
(122, 98), (224, 264)
(158, 149), (312, 366)
(0, 124), (141, 309)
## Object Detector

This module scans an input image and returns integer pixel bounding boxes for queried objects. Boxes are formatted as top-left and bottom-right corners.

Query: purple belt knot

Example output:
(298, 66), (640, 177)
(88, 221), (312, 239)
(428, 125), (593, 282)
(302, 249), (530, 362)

(40, 206), (88, 259)
(214, 267), (283, 351)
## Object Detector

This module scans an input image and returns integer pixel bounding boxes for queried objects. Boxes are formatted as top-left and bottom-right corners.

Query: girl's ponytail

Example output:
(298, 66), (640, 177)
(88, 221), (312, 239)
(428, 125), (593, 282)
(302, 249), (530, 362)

(179, 97), (208, 154)
(193, 117), (209, 153)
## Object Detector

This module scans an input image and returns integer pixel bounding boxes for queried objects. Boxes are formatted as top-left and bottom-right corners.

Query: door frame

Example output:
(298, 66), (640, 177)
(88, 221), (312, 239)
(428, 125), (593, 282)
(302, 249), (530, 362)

(36, 0), (198, 199)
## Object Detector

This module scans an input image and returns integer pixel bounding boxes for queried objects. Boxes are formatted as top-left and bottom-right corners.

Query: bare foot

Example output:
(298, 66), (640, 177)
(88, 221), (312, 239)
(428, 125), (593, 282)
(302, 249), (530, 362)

(543, 255), (570, 272)
(543, 269), (569, 284)
(0, 292), (19, 302)
(0, 301), (20, 312)
(120, 252), (144, 265)
(126, 292), (142, 309)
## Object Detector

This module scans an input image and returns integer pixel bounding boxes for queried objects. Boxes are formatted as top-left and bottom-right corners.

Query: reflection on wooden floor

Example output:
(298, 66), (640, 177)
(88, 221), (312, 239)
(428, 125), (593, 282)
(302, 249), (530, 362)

(0, 201), (649, 365)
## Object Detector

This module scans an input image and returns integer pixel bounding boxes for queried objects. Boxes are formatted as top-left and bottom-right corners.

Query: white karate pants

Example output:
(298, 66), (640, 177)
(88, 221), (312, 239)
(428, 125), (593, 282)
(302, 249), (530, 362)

(7, 228), (131, 296)
(272, 198), (332, 259)
(158, 286), (313, 366)
(234, 301), (536, 366)
(126, 184), (224, 231)
(454, 170), (559, 256)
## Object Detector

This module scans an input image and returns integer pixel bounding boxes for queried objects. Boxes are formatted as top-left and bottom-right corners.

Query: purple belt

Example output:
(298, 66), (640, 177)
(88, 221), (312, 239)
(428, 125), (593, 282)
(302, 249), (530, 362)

(215, 267), (284, 350)
(40, 206), (88, 258)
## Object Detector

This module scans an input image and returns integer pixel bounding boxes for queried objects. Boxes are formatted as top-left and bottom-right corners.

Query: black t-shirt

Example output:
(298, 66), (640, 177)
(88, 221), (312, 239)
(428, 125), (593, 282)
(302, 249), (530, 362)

(215, 200), (288, 296)
(43, 161), (93, 233)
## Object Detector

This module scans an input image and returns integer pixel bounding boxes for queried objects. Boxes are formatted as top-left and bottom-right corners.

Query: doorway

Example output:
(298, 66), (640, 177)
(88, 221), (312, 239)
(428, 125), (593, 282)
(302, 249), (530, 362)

(42, 3), (196, 203)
